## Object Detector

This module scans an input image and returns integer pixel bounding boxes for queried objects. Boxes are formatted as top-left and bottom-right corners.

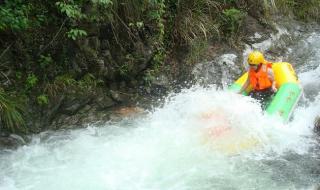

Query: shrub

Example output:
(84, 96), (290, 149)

(37, 94), (49, 106)
(0, 89), (25, 132)
(222, 8), (246, 35)
(66, 28), (87, 40)
(25, 74), (38, 91)
(0, 0), (30, 31)
(38, 54), (53, 69)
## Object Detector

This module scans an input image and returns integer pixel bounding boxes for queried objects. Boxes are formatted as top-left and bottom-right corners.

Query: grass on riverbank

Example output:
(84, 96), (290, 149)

(0, 89), (25, 133)
(275, 0), (320, 21)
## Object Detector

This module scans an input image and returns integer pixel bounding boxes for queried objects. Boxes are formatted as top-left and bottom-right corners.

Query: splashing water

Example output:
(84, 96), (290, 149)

(1, 31), (320, 190)
(1, 86), (319, 190)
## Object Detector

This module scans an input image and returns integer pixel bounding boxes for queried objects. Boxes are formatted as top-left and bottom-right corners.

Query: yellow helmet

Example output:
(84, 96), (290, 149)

(247, 51), (265, 65)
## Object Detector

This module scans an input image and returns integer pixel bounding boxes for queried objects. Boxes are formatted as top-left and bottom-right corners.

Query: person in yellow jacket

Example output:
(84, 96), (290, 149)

(238, 51), (278, 107)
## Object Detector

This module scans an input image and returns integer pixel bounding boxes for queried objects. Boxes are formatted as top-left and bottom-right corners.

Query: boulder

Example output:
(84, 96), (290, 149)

(0, 134), (26, 149)
(61, 96), (92, 115)
(192, 53), (240, 87)
(110, 90), (133, 103)
(242, 15), (272, 45)
(114, 106), (145, 117)
(95, 96), (115, 110)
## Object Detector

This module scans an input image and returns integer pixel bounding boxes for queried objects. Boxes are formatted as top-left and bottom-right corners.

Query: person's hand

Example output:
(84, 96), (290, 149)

(272, 86), (277, 93)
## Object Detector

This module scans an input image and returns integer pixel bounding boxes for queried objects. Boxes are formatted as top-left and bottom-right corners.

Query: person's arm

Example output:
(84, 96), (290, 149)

(267, 68), (277, 92)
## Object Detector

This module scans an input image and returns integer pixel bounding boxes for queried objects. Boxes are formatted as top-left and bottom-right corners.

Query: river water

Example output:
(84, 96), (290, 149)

(1, 29), (320, 190)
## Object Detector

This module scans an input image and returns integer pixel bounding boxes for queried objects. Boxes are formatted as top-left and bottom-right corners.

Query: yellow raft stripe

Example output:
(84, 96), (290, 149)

(272, 62), (299, 87)
(234, 72), (252, 93)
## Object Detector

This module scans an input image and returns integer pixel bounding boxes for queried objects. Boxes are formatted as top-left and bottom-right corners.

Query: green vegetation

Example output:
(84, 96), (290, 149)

(38, 54), (53, 69)
(0, 0), (319, 133)
(0, 0), (30, 31)
(25, 74), (38, 91)
(222, 8), (246, 36)
(0, 89), (25, 132)
(44, 73), (103, 98)
(275, 0), (320, 20)
(66, 29), (87, 40)
(37, 94), (49, 106)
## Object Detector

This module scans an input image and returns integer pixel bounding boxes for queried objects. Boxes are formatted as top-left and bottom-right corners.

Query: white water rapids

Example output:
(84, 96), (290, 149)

(1, 31), (320, 190)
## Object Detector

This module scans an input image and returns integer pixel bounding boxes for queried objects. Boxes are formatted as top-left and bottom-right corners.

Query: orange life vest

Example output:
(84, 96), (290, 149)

(249, 63), (273, 91)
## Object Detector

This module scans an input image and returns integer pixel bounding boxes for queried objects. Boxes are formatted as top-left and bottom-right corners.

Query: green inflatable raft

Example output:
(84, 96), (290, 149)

(229, 62), (303, 122)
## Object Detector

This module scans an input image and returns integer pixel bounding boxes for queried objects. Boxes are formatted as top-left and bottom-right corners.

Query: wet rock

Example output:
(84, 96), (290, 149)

(95, 96), (115, 110)
(114, 106), (145, 117)
(217, 54), (242, 85)
(97, 59), (108, 77)
(101, 50), (117, 80)
(39, 130), (73, 144)
(110, 90), (122, 102)
(46, 95), (65, 121)
(109, 83), (118, 91)
(9, 134), (26, 145)
(152, 74), (170, 88)
(192, 60), (220, 86)
(61, 97), (92, 115)
(54, 114), (81, 129)
(242, 15), (272, 45)
(110, 90), (132, 103)
(73, 52), (90, 74)
(78, 105), (92, 114)
(106, 114), (121, 123)
(77, 37), (99, 51)
(192, 53), (241, 87)
(79, 110), (110, 125)
(105, 106), (145, 122)
(88, 36), (100, 51)
(314, 116), (320, 134)
(119, 82), (127, 91)
(0, 134), (26, 149)
(72, 58), (84, 74)
(78, 110), (98, 125)
(128, 80), (139, 88)
(131, 42), (153, 75)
